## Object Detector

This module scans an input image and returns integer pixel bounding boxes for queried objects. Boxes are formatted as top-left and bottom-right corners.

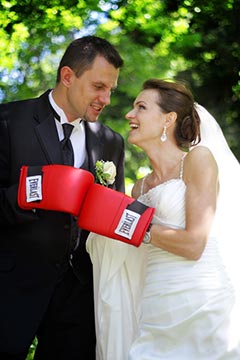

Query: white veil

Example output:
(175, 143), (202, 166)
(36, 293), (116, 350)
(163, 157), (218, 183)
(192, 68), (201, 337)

(195, 104), (240, 292)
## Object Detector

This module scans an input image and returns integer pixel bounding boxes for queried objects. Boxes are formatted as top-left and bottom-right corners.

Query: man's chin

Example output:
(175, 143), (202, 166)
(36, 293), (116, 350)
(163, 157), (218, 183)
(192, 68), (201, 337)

(83, 115), (99, 123)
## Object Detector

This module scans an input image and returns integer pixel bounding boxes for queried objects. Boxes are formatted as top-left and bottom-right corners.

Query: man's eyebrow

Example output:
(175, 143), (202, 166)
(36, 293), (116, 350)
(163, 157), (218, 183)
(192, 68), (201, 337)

(92, 81), (104, 86)
(93, 81), (117, 91)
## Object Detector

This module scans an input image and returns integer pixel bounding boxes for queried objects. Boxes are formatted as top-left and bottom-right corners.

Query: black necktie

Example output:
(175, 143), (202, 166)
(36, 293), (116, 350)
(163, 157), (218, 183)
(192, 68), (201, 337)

(61, 123), (74, 166)
(61, 124), (80, 252)
(51, 107), (79, 253)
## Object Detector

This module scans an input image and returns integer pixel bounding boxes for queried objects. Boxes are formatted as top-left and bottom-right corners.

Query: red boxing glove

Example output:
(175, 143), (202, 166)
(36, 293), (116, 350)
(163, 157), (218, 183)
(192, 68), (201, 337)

(78, 183), (155, 247)
(18, 165), (155, 247)
(18, 165), (94, 216)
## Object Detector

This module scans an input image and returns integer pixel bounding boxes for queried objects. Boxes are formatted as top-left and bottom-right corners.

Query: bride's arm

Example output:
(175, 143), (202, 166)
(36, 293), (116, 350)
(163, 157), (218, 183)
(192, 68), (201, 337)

(150, 146), (219, 260)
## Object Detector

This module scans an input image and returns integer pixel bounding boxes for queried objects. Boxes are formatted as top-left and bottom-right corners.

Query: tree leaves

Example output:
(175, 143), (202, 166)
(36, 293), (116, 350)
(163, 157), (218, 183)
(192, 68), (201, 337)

(1, 0), (239, 174)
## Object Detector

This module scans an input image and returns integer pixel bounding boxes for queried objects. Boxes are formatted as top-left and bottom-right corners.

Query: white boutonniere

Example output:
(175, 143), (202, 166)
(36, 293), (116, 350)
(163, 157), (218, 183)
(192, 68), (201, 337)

(95, 160), (116, 186)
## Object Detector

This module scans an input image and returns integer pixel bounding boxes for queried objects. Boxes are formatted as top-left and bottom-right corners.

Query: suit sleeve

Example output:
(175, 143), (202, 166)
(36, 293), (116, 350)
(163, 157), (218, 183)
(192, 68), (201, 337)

(0, 106), (38, 226)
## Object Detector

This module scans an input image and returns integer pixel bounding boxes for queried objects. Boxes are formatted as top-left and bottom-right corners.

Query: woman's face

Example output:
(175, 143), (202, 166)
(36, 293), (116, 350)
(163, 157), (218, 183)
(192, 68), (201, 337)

(125, 89), (166, 146)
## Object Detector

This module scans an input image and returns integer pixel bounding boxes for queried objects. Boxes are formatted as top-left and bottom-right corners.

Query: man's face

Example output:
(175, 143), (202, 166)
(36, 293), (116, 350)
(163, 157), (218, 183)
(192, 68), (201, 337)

(63, 56), (120, 122)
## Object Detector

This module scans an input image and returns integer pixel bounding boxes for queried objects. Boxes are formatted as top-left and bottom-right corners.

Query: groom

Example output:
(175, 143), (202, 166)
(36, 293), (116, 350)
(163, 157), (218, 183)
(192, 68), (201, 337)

(0, 36), (124, 359)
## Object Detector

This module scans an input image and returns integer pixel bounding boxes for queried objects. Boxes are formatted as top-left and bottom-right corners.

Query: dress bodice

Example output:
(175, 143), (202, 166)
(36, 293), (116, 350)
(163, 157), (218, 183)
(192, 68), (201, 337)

(138, 179), (186, 230)
(138, 154), (187, 229)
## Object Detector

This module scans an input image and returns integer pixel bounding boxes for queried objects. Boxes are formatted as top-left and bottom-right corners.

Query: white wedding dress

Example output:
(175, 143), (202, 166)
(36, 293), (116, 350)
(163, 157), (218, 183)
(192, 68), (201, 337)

(87, 105), (240, 359)
(128, 175), (240, 359)
(87, 159), (240, 360)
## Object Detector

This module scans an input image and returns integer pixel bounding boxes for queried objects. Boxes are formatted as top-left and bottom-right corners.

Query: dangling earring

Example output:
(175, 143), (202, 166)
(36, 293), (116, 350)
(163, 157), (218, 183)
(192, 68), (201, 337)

(161, 126), (167, 142)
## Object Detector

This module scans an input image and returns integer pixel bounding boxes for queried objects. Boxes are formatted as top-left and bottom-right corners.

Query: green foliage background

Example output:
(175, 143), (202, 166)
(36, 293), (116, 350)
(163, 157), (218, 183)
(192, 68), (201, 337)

(0, 1), (239, 355)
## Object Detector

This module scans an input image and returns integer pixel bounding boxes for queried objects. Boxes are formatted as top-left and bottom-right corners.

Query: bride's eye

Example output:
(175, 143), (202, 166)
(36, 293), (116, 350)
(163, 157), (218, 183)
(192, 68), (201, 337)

(138, 104), (146, 110)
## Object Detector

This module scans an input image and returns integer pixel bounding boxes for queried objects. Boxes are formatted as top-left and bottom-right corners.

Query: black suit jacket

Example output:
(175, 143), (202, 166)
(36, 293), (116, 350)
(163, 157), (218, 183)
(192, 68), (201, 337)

(0, 90), (125, 352)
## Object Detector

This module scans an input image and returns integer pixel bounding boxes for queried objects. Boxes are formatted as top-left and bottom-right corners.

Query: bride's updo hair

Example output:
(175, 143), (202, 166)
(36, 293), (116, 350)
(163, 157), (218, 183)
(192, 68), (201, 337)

(142, 79), (201, 148)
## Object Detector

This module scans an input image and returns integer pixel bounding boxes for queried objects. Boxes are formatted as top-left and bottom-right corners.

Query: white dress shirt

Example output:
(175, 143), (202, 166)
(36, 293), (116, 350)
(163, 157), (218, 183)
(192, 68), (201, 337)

(49, 91), (86, 168)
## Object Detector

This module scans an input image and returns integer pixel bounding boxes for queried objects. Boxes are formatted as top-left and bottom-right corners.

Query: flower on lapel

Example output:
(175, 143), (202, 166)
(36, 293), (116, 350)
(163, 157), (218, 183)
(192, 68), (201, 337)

(95, 160), (116, 186)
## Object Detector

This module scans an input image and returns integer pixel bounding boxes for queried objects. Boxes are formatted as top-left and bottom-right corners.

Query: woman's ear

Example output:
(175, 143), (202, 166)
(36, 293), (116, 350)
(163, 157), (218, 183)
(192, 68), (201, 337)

(166, 111), (177, 127)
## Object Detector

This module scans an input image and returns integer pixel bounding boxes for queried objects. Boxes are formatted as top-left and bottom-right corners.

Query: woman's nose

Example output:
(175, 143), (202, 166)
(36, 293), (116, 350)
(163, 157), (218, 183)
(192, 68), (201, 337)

(125, 109), (134, 119)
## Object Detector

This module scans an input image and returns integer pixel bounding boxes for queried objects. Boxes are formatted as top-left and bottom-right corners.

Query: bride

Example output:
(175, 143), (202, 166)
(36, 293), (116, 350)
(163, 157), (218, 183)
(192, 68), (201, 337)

(87, 79), (240, 359)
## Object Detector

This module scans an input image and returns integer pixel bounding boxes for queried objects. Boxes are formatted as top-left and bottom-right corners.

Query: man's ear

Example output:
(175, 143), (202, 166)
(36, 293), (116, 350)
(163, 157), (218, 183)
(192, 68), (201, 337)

(60, 66), (74, 87)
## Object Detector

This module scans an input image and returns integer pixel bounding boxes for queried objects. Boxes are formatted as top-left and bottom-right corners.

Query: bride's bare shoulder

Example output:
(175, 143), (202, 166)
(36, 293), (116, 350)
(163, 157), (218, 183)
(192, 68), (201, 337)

(186, 145), (216, 163)
(184, 146), (218, 179)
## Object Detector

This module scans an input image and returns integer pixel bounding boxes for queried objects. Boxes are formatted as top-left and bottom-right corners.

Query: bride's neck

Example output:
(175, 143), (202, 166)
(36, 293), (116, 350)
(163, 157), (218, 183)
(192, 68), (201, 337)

(148, 149), (185, 185)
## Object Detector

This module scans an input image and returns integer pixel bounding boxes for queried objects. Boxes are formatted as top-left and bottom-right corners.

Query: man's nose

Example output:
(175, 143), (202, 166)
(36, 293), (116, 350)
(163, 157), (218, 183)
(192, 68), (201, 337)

(99, 90), (111, 106)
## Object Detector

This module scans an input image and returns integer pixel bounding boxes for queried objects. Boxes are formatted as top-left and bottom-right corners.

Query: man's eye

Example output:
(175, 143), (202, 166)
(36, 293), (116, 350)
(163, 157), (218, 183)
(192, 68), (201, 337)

(139, 105), (146, 110)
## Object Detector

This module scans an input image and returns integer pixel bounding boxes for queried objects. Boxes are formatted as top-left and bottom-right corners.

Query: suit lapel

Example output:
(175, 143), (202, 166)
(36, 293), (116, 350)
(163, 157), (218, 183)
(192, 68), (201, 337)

(84, 121), (104, 173)
(34, 91), (62, 164)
